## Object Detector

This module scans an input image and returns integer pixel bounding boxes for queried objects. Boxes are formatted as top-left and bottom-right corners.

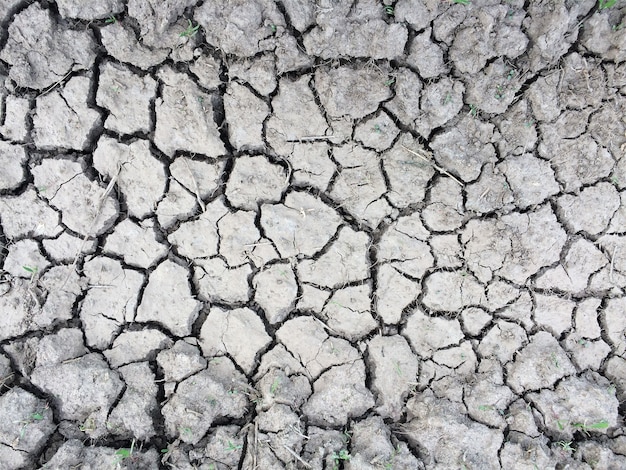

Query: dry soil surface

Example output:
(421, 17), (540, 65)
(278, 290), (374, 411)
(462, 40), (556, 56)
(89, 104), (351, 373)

(1, 0), (626, 469)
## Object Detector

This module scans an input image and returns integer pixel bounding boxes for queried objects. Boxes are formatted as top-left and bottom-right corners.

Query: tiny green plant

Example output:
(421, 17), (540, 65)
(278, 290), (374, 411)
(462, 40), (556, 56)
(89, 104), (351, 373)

(270, 377), (281, 396)
(180, 19), (200, 37)
(384, 5), (394, 16)
(114, 439), (135, 465)
(225, 440), (243, 452)
(599, 0), (617, 10)
(331, 449), (351, 469)
(468, 104), (479, 117)
(269, 23), (277, 33)
(384, 77), (395, 87)
(105, 15), (117, 24)
(453, 0), (471, 4)
(442, 92), (453, 105)
(572, 420), (609, 436)
(557, 440), (575, 452)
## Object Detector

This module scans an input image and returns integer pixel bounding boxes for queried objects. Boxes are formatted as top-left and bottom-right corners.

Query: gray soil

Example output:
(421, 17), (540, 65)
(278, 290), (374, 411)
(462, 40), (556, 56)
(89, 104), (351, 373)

(0, 0), (626, 468)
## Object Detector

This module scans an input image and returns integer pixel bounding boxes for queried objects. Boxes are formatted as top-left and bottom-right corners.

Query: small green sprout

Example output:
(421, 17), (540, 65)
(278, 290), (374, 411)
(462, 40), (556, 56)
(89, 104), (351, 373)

(557, 440), (575, 452)
(599, 0), (617, 10)
(453, 0), (471, 4)
(22, 265), (37, 274)
(270, 377), (281, 396)
(384, 5), (394, 16)
(114, 439), (135, 464)
(225, 440), (243, 452)
(442, 92), (453, 105)
(269, 23), (277, 33)
(384, 77), (395, 87)
(105, 15), (117, 24)
(180, 19), (200, 37)
(572, 420), (609, 435)
(478, 404), (494, 411)
(468, 104), (479, 117)
(331, 449), (351, 470)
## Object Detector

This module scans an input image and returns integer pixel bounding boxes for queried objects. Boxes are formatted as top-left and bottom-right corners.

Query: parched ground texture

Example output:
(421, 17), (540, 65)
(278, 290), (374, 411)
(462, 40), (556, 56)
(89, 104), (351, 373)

(0, 0), (626, 468)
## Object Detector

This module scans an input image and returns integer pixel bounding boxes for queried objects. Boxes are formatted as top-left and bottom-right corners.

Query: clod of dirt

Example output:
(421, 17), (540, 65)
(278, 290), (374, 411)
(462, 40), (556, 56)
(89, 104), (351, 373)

(261, 191), (342, 258)
(154, 67), (225, 158)
(506, 331), (576, 394)
(31, 353), (123, 439)
(200, 306), (271, 374)
(195, 257), (252, 304)
(378, 212), (433, 278)
(402, 308), (464, 359)
(423, 270), (485, 312)
(535, 238), (608, 294)
(161, 358), (248, 445)
(431, 115), (496, 183)
(0, 189), (60, 238)
(43, 439), (159, 469)
(276, 316), (360, 378)
(498, 153), (560, 209)
(557, 182), (621, 235)
(56, 0), (124, 20)
(422, 178), (465, 231)
(523, 1), (594, 72)
(107, 362), (158, 440)
(253, 263), (298, 324)
(218, 210), (262, 266)
(157, 340), (207, 384)
(298, 226), (370, 288)
(0, 142), (27, 191)
(354, 111), (400, 151)
(405, 390), (503, 470)
(347, 415), (422, 469)
(477, 321), (527, 364)
(80, 256), (144, 349)
(322, 285), (377, 341)
(266, 76), (330, 155)
(32, 159), (118, 237)
(462, 204), (567, 284)
(225, 155), (287, 210)
(0, 4), (96, 89)
(366, 335), (419, 420)
(316, 66), (392, 120)
(136, 259), (201, 337)
(0, 94), (29, 142)
(128, 0), (196, 49)
(256, 368), (312, 411)
(33, 76), (102, 150)
(303, 0), (407, 59)
(330, 144), (391, 226)
(93, 137), (166, 219)
(104, 218), (167, 269)
(376, 264), (420, 324)
(0, 388), (55, 468)
(100, 22), (169, 69)
(168, 198), (228, 259)
(407, 28), (447, 79)
(103, 329), (173, 368)
(529, 371), (619, 440)
(224, 83), (269, 151)
(533, 293), (575, 337)
(303, 360), (374, 427)
(384, 68), (422, 127)
(96, 62), (157, 135)
(540, 135), (614, 192)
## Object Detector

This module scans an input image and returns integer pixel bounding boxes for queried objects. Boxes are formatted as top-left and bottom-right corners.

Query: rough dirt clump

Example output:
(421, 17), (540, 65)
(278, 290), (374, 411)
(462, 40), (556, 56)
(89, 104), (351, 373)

(0, 0), (626, 468)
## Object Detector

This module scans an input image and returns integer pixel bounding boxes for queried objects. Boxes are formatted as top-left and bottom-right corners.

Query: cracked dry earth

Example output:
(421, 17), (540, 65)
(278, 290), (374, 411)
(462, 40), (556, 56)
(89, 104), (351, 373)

(2, 1), (626, 470)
